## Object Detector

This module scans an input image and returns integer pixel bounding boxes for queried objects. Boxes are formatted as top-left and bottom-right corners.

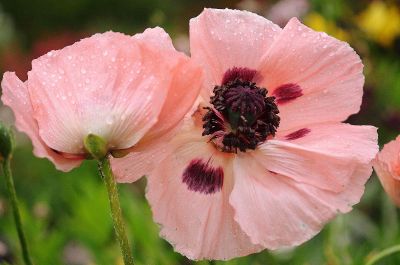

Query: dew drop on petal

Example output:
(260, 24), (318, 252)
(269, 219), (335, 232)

(106, 116), (114, 125)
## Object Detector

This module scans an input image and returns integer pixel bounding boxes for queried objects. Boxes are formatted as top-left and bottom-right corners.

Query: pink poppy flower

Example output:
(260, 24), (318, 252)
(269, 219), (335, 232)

(373, 136), (400, 206)
(112, 9), (378, 260)
(1, 28), (202, 171)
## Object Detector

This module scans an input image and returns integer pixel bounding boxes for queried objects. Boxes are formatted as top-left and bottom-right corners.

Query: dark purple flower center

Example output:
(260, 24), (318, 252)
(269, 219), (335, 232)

(202, 67), (280, 153)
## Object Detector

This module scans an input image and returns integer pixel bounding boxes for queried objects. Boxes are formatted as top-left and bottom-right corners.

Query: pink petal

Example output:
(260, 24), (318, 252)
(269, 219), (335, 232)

(258, 18), (364, 130)
(27, 31), (172, 154)
(1, 72), (82, 171)
(133, 27), (176, 51)
(120, 27), (203, 147)
(230, 153), (372, 248)
(375, 136), (400, 179)
(111, 28), (202, 182)
(142, 50), (203, 141)
(255, 141), (355, 192)
(255, 123), (377, 192)
(373, 136), (400, 206)
(190, 8), (282, 98)
(276, 123), (379, 163)
(146, 127), (263, 260)
(111, 128), (175, 183)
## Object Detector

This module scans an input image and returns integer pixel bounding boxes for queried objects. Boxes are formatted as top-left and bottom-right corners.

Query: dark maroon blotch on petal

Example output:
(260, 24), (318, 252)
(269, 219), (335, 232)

(273, 83), (303, 104)
(221, 67), (257, 85)
(182, 158), (224, 195)
(285, 128), (311, 140)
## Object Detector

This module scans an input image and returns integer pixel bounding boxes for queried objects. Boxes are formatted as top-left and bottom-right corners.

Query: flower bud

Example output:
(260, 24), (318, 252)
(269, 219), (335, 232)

(0, 123), (14, 161)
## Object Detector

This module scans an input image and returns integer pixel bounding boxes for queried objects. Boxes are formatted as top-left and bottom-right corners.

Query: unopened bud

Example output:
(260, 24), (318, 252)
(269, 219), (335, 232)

(0, 123), (14, 161)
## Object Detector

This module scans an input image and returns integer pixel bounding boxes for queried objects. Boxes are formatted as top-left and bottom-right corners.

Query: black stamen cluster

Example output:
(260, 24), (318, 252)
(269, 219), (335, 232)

(202, 79), (280, 153)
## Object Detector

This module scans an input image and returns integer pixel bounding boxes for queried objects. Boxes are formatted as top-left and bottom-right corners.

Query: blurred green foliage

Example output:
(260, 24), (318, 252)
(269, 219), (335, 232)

(0, 0), (400, 264)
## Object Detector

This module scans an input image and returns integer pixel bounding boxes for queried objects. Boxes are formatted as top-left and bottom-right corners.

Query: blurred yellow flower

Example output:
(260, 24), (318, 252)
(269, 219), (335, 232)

(357, 1), (400, 46)
(304, 12), (350, 41)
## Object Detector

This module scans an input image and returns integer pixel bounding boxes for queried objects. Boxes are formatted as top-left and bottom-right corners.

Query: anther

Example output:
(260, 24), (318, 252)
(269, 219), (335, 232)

(202, 68), (280, 153)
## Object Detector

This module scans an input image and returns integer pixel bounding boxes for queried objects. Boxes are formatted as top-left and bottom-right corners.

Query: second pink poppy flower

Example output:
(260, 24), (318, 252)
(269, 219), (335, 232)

(112, 9), (378, 260)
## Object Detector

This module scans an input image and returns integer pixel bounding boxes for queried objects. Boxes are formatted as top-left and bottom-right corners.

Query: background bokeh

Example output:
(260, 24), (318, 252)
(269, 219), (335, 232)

(0, 0), (400, 264)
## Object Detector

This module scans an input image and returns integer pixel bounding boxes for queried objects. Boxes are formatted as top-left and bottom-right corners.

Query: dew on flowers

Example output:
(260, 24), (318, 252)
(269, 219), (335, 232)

(0, 2), (398, 265)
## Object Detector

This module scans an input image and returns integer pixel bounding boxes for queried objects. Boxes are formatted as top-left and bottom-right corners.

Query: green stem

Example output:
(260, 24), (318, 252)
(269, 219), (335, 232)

(2, 159), (34, 265)
(366, 245), (400, 265)
(98, 157), (134, 265)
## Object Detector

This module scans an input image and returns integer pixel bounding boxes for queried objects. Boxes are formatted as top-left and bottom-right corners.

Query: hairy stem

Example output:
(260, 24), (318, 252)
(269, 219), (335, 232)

(98, 157), (134, 265)
(2, 159), (34, 265)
